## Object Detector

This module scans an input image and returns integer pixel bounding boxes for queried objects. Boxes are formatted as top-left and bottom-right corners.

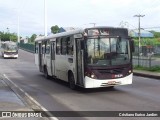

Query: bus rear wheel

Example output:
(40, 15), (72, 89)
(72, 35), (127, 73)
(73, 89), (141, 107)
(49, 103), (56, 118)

(69, 73), (76, 90)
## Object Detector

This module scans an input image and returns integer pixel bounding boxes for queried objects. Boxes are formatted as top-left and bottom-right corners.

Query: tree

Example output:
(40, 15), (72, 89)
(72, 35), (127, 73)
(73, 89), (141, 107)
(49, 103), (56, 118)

(154, 32), (160, 38)
(30, 34), (37, 43)
(51, 25), (59, 34)
(0, 31), (18, 42)
(10, 33), (18, 42)
(150, 31), (160, 38)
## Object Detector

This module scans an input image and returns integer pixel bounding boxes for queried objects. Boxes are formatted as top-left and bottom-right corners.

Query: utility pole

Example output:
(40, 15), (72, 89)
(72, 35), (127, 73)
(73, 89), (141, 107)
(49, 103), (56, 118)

(134, 14), (145, 66)
(13, 8), (20, 43)
(44, 0), (47, 36)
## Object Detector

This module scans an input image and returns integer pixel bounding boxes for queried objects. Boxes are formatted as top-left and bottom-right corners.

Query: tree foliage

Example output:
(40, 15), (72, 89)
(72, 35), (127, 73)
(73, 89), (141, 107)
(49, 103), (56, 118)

(154, 32), (160, 38)
(51, 25), (59, 34)
(0, 31), (18, 42)
(150, 31), (160, 38)
(30, 34), (37, 43)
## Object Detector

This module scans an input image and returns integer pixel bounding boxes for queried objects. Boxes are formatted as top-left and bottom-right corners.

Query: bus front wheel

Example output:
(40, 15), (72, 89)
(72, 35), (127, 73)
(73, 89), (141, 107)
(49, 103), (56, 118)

(69, 73), (76, 90)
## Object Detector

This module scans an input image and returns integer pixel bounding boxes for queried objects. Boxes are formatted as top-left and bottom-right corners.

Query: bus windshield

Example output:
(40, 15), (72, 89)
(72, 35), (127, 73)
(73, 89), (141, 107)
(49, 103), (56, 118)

(86, 37), (131, 66)
(6, 44), (17, 51)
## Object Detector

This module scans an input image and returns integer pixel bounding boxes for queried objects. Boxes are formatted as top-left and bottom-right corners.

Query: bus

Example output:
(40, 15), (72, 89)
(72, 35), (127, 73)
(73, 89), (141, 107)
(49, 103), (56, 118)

(1, 41), (18, 59)
(35, 26), (134, 89)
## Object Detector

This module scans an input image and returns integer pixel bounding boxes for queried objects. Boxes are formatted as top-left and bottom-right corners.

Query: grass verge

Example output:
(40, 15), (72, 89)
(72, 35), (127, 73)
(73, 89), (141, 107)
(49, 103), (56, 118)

(134, 65), (160, 72)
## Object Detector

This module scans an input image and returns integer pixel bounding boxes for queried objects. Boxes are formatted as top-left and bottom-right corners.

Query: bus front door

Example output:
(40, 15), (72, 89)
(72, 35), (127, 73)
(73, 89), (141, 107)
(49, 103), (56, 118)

(76, 40), (84, 86)
(51, 42), (55, 76)
(38, 43), (43, 72)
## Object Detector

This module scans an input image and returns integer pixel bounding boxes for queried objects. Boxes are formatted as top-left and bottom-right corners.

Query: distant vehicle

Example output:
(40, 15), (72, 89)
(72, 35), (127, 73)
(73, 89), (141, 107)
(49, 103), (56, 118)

(35, 26), (134, 89)
(1, 41), (18, 58)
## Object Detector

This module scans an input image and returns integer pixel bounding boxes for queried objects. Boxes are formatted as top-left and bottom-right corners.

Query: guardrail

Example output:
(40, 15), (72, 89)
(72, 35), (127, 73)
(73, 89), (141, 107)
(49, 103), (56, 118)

(19, 43), (34, 53)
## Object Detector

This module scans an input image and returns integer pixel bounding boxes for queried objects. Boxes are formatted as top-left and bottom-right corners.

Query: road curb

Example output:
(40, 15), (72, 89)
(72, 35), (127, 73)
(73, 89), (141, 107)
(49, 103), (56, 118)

(133, 72), (160, 80)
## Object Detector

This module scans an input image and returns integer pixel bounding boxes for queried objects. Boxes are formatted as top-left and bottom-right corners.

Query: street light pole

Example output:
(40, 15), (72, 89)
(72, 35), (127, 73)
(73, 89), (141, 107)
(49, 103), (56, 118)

(18, 14), (20, 43)
(134, 14), (145, 66)
(44, 0), (47, 36)
(13, 8), (20, 43)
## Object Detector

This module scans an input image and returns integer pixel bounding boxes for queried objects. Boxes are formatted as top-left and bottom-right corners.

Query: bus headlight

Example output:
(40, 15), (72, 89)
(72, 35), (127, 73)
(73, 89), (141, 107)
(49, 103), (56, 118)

(90, 72), (97, 79)
(85, 71), (97, 79)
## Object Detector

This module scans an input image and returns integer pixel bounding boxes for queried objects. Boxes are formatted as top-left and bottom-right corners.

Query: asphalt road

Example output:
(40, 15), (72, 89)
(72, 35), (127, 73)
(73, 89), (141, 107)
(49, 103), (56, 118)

(0, 49), (160, 120)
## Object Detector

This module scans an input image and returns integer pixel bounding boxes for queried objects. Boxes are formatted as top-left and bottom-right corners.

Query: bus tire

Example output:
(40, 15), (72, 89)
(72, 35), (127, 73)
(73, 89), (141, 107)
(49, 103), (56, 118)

(69, 73), (76, 90)
(108, 86), (114, 89)
(44, 66), (49, 79)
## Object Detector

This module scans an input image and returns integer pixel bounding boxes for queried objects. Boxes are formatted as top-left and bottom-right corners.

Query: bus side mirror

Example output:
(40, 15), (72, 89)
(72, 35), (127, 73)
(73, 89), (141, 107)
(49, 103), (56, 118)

(131, 40), (135, 53)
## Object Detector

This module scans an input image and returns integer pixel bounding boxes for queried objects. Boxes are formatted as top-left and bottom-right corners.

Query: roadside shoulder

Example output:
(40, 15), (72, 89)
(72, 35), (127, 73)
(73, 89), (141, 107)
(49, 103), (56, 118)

(0, 74), (55, 120)
(133, 70), (160, 79)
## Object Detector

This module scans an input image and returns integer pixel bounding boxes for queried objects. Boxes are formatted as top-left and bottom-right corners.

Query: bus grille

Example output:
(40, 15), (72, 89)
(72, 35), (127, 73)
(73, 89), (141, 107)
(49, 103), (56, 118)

(99, 68), (126, 74)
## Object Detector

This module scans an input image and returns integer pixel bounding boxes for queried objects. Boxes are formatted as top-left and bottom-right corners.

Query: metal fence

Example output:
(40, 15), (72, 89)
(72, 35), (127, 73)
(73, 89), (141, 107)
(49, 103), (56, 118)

(133, 46), (160, 68)
(19, 43), (34, 53)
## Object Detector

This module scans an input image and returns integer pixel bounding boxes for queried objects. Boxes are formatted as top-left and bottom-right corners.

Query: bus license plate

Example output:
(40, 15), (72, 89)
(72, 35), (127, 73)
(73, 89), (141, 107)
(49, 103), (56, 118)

(108, 81), (116, 85)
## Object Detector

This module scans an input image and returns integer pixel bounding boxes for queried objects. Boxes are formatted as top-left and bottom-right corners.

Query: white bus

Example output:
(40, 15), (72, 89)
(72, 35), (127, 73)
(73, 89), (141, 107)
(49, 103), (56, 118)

(35, 26), (134, 89)
(1, 41), (18, 59)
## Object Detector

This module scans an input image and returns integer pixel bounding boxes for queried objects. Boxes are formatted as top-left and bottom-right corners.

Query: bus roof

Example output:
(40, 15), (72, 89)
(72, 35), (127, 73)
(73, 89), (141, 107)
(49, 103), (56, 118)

(35, 26), (128, 42)
(35, 28), (84, 42)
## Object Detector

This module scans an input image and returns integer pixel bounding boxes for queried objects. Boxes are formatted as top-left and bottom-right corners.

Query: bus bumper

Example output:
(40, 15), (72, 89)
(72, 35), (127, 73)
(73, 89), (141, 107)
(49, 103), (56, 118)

(4, 54), (18, 58)
(84, 73), (133, 88)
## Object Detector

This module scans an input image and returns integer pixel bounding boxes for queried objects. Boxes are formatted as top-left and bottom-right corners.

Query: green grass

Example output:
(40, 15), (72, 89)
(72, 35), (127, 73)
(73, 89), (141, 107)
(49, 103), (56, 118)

(134, 65), (160, 72)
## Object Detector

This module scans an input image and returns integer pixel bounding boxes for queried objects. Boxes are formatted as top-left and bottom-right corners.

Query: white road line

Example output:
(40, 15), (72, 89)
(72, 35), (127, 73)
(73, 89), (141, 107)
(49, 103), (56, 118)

(3, 74), (59, 120)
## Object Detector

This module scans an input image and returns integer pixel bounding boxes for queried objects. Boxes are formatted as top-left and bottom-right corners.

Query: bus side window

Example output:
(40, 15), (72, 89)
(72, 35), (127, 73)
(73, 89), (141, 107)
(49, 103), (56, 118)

(46, 40), (50, 54)
(61, 37), (67, 55)
(67, 37), (73, 55)
(35, 42), (38, 53)
(56, 38), (61, 55)
(42, 41), (46, 54)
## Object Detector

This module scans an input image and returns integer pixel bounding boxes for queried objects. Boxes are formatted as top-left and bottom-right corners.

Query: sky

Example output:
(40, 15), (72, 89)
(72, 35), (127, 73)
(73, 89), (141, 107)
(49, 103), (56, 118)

(0, 0), (160, 37)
